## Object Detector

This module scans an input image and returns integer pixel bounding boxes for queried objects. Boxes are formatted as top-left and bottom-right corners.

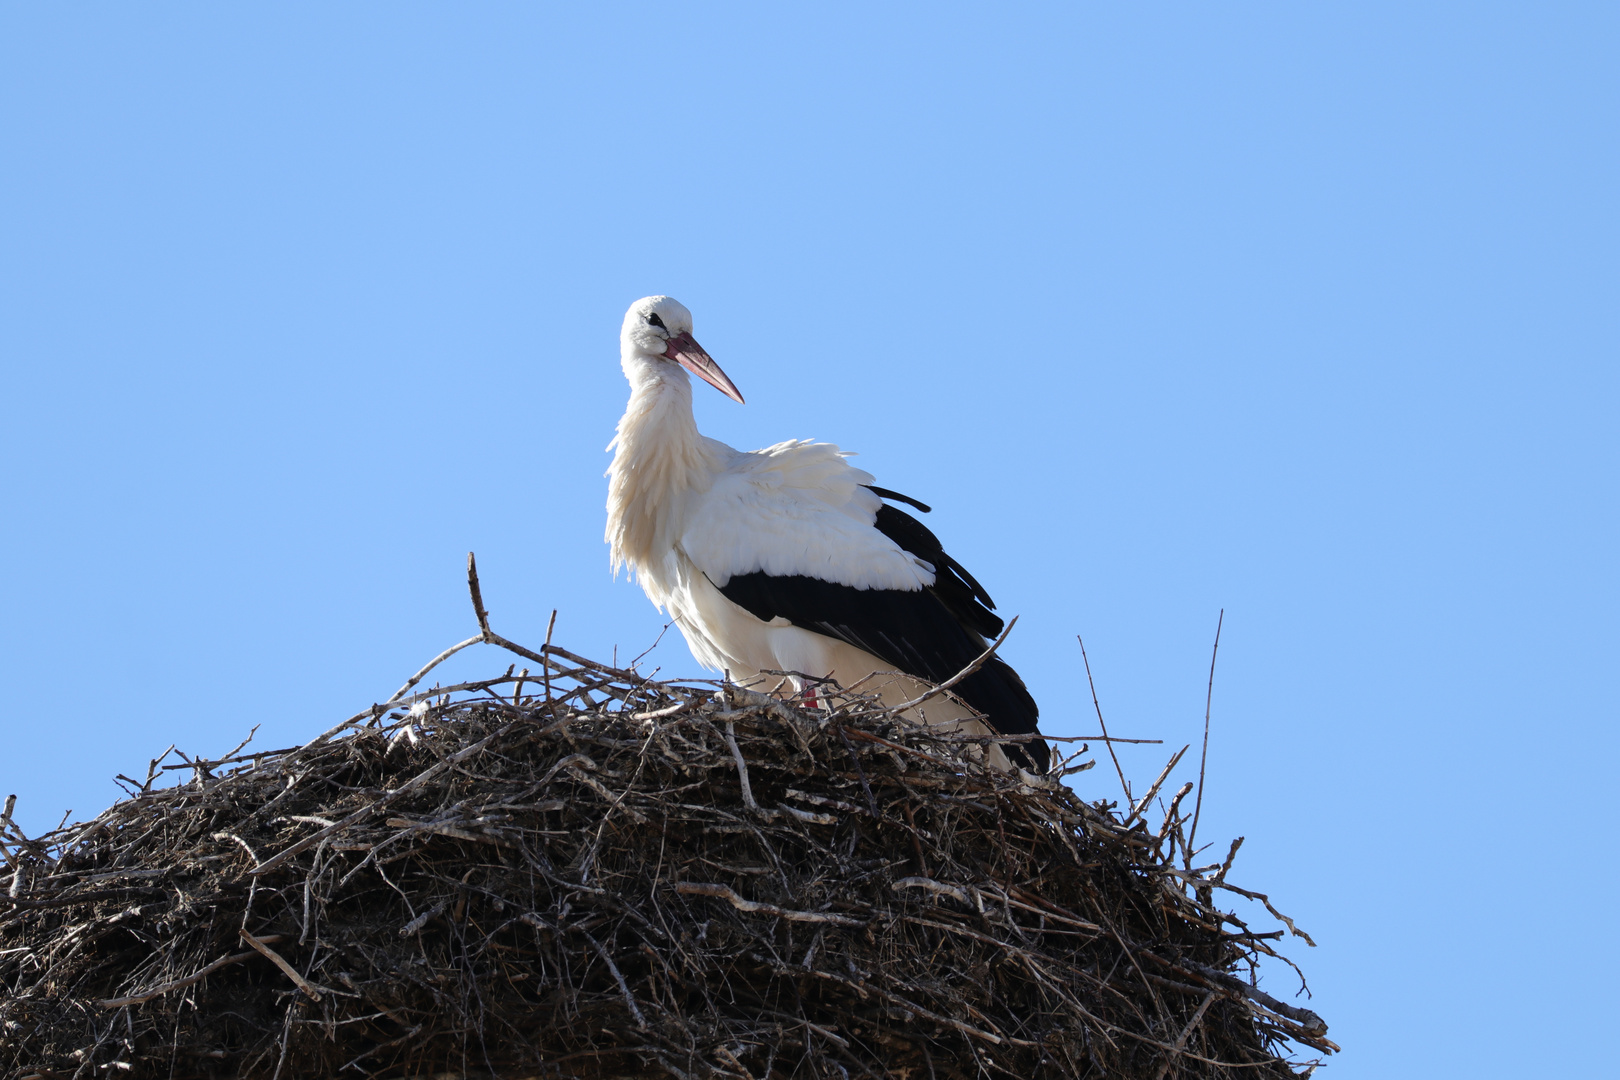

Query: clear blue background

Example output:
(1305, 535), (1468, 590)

(3, 4), (1615, 1074)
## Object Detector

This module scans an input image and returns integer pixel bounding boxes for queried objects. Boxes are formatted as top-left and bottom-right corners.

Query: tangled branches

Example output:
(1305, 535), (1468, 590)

(0, 635), (1332, 1078)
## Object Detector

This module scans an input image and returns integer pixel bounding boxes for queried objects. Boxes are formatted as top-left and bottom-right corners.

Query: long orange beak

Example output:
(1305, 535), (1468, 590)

(664, 332), (745, 404)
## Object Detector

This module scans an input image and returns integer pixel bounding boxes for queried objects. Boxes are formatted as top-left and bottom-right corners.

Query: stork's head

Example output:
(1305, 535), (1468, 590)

(620, 296), (745, 404)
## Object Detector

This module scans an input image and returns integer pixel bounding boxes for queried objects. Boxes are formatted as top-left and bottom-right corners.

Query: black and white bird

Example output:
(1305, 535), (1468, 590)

(605, 296), (1047, 772)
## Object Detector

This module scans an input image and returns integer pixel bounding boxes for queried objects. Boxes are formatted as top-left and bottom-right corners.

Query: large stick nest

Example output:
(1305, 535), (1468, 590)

(0, 636), (1333, 1079)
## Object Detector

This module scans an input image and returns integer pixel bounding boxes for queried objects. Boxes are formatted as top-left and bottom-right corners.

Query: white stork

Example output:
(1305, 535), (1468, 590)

(605, 296), (1047, 772)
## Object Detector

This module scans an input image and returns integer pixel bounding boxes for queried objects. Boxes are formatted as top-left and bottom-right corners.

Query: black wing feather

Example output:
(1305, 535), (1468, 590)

(716, 498), (1047, 772)
(864, 485), (932, 513)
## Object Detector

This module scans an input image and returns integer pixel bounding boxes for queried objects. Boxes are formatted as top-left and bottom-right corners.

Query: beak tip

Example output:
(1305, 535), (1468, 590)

(668, 334), (745, 405)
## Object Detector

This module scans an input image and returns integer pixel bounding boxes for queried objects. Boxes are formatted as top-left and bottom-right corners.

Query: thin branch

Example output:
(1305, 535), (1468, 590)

(542, 609), (557, 704)
(466, 551), (491, 635)
(97, 936), (287, 1008)
(144, 746), (175, 793)
(1178, 956), (1327, 1035)
(239, 930), (326, 1001)
(582, 929), (648, 1029)
(1078, 634), (1131, 802)
(629, 620), (673, 670)
(895, 615), (1018, 712)
(1158, 782), (1195, 843)
(724, 723), (759, 811)
(1059, 734), (1165, 744)
(1214, 836), (1245, 884)
(1186, 609), (1224, 863)
(386, 634), (484, 705)
(676, 882), (865, 926)
(1152, 990), (1218, 1080)
(1122, 744), (1189, 828)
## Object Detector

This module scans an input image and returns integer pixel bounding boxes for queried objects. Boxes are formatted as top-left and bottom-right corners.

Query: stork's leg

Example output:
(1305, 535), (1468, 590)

(786, 675), (820, 710)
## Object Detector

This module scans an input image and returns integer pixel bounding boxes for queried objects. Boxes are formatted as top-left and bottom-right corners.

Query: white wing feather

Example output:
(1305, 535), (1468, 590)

(679, 440), (935, 592)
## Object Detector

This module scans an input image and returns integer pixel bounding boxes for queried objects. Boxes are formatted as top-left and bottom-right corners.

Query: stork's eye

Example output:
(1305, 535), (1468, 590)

(647, 313), (666, 330)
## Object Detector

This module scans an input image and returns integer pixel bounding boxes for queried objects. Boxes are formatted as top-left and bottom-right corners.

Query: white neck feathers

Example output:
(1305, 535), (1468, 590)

(606, 361), (719, 577)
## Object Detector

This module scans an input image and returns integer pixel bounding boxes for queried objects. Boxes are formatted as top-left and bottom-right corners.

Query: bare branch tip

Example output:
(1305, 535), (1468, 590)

(466, 551), (492, 636)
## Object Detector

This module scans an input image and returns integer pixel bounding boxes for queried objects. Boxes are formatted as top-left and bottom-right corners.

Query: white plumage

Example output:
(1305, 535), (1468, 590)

(606, 296), (1045, 771)
(682, 441), (933, 592)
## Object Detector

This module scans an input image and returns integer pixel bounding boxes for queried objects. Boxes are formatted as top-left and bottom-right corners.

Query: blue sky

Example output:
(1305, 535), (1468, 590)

(2, 3), (1615, 1074)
